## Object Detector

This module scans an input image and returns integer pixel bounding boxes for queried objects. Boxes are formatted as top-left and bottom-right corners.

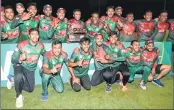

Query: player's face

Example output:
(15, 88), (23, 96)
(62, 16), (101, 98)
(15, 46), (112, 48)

(29, 31), (39, 43)
(144, 12), (152, 21)
(115, 9), (122, 17)
(159, 12), (168, 22)
(52, 44), (62, 57)
(57, 10), (65, 20)
(132, 42), (140, 52)
(43, 7), (52, 17)
(109, 35), (117, 44)
(95, 35), (103, 46)
(92, 14), (99, 24)
(81, 41), (90, 53)
(16, 5), (25, 14)
(27, 5), (37, 17)
(127, 14), (134, 23)
(74, 11), (81, 21)
(107, 8), (114, 18)
(5, 8), (14, 21)
(146, 43), (154, 51)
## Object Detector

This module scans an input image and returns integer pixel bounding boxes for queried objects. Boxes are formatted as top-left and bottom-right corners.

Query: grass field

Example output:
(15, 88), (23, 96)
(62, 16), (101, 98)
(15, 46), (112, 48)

(1, 76), (173, 109)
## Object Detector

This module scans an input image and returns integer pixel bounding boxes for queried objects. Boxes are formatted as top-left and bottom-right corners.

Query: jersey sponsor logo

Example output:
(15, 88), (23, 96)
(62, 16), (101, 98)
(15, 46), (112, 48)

(123, 24), (135, 35)
(8, 30), (19, 39)
(25, 55), (39, 64)
(141, 51), (157, 62)
(139, 22), (154, 33)
(41, 24), (49, 31)
(158, 23), (169, 33)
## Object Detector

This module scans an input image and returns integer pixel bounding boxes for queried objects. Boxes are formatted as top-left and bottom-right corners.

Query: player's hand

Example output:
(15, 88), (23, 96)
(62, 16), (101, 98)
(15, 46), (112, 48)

(19, 53), (27, 61)
(105, 54), (111, 60)
(51, 66), (58, 74)
(72, 76), (80, 84)
(21, 12), (32, 21)
(151, 68), (156, 75)
(76, 60), (83, 67)
(2, 32), (9, 39)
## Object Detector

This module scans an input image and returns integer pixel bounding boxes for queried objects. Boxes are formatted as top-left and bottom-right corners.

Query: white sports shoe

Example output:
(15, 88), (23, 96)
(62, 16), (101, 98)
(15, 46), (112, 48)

(16, 94), (24, 108)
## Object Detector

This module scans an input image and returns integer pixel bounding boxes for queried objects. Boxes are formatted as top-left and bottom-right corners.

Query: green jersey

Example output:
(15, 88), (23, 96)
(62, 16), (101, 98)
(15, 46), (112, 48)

(1, 19), (19, 43)
(105, 41), (126, 67)
(53, 18), (68, 43)
(86, 19), (108, 42)
(125, 47), (141, 67)
(70, 48), (93, 77)
(39, 16), (55, 42)
(11, 16), (39, 42)
(43, 50), (68, 74)
(11, 40), (46, 71)
(91, 43), (111, 70)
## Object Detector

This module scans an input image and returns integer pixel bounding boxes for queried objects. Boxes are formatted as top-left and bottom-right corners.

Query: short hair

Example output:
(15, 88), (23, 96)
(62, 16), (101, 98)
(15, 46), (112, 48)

(52, 40), (62, 47)
(80, 37), (90, 44)
(159, 10), (168, 15)
(131, 40), (138, 45)
(109, 32), (117, 37)
(94, 33), (103, 38)
(29, 28), (39, 34)
(4, 5), (13, 11)
(27, 2), (37, 9)
(106, 6), (114, 11)
(126, 12), (134, 17)
(144, 10), (153, 15)
(73, 9), (81, 14)
(91, 12), (99, 17)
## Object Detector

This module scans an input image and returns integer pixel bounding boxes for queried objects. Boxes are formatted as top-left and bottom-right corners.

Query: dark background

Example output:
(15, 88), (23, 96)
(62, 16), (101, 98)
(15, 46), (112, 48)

(1, 0), (174, 21)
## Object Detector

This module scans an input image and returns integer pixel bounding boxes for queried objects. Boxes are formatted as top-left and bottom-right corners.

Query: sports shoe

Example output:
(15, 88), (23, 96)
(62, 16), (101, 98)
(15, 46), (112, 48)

(41, 95), (48, 102)
(105, 83), (112, 93)
(16, 94), (24, 108)
(152, 79), (164, 87)
(7, 74), (14, 89)
(139, 81), (146, 90)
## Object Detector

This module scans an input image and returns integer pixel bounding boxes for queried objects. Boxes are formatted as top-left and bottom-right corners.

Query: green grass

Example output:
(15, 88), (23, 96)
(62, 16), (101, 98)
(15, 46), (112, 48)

(1, 76), (173, 109)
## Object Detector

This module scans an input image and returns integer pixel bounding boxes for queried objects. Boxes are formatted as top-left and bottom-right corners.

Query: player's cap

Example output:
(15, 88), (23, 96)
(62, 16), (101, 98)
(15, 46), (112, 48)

(43, 4), (52, 10)
(57, 8), (66, 13)
(115, 6), (123, 11)
(145, 39), (154, 45)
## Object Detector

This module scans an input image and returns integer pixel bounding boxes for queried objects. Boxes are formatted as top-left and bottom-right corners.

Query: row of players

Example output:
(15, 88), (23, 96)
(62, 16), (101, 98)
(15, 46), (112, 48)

(1, 3), (174, 44)
(9, 28), (171, 108)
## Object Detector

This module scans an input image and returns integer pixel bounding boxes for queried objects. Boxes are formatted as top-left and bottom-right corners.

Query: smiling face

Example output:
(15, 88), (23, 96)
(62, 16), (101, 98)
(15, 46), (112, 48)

(5, 8), (14, 21)
(43, 7), (52, 17)
(57, 9), (65, 20)
(91, 13), (99, 24)
(80, 41), (90, 53)
(95, 34), (103, 46)
(107, 8), (114, 18)
(29, 30), (39, 44)
(27, 5), (37, 17)
(159, 12), (168, 22)
(144, 12), (152, 21)
(73, 11), (81, 21)
(52, 43), (62, 57)
(16, 5), (25, 14)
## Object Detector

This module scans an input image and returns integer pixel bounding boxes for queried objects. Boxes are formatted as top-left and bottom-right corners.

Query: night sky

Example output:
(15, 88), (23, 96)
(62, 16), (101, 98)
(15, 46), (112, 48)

(1, 0), (174, 21)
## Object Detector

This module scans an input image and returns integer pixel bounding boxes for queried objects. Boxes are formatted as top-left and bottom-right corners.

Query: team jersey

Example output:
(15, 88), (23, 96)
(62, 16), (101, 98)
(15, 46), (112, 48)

(11, 40), (46, 71)
(70, 48), (93, 77)
(43, 50), (68, 74)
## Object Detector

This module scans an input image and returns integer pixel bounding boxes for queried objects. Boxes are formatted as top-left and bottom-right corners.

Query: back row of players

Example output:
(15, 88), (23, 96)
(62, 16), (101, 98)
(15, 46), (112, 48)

(1, 3), (174, 45)
(12, 28), (171, 108)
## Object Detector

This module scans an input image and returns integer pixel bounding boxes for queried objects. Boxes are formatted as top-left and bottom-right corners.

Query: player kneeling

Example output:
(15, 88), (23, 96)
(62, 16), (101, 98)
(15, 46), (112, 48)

(40, 40), (68, 101)
(68, 37), (93, 92)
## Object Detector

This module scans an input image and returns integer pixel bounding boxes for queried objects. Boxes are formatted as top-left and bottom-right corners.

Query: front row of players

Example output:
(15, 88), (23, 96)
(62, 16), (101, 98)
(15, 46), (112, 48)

(11, 28), (171, 108)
